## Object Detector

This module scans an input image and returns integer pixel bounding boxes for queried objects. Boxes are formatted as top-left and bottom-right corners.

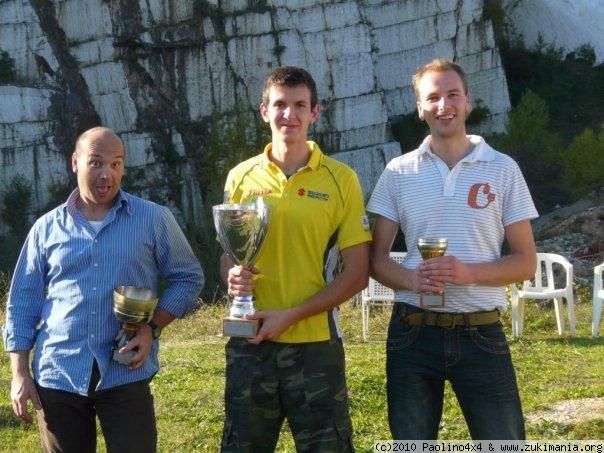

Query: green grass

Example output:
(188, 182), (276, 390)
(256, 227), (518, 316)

(1, 297), (602, 452)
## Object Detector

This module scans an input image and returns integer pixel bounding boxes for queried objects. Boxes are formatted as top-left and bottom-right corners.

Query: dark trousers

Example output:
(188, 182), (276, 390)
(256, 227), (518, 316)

(221, 338), (354, 453)
(387, 303), (525, 440)
(35, 363), (157, 453)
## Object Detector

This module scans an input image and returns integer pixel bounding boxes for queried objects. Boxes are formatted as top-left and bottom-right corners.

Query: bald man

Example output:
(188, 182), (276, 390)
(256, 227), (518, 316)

(3, 127), (204, 452)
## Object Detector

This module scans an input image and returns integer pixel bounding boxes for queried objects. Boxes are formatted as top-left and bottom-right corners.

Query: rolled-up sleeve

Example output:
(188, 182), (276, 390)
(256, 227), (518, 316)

(3, 224), (47, 351)
(153, 208), (204, 318)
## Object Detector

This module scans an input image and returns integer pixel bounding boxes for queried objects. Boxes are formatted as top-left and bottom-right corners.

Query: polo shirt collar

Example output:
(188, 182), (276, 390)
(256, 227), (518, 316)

(261, 140), (324, 172)
(417, 134), (494, 163)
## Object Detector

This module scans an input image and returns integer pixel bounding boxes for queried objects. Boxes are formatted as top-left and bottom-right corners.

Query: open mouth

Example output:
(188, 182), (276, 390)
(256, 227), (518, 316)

(96, 186), (110, 197)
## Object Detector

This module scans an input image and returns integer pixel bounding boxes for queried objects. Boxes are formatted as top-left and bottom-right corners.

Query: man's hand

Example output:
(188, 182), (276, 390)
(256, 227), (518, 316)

(118, 325), (154, 369)
(419, 255), (474, 288)
(227, 265), (260, 297)
(246, 309), (296, 345)
(10, 371), (42, 424)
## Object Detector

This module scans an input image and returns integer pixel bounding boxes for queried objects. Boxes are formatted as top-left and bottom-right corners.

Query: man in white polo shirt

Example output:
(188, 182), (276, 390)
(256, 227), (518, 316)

(367, 59), (538, 440)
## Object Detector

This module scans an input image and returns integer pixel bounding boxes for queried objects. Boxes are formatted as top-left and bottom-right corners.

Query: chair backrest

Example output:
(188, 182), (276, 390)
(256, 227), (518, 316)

(595, 262), (604, 294)
(523, 252), (573, 292)
(364, 252), (407, 301)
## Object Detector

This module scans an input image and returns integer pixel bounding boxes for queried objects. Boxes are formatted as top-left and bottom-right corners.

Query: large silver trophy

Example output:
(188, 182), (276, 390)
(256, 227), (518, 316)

(112, 285), (159, 365)
(213, 200), (270, 338)
(417, 238), (448, 308)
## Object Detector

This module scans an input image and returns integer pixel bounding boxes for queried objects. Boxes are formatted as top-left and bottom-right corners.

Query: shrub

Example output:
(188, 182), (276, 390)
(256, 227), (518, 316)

(1, 174), (32, 243)
(495, 90), (569, 211)
(0, 50), (16, 83)
(562, 128), (604, 197)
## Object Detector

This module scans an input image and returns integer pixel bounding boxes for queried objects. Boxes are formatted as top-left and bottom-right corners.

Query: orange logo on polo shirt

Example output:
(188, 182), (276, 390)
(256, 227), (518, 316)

(250, 188), (272, 196)
(298, 188), (306, 196)
(468, 183), (496, 209)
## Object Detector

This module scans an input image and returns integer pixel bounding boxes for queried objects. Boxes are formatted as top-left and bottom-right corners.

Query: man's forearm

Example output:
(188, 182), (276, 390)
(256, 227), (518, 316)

(9, 351), (31, 376)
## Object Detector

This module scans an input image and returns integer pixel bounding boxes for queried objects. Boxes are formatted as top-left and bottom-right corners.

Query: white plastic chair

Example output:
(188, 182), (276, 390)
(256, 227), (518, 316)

(592, 262), (604, 338)
(511, 253), (576, 338)
(362, 252), (406, 341)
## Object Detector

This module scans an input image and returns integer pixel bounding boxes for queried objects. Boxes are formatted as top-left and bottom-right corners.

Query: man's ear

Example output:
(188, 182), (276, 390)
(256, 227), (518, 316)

(417, 101), (424, 121)
(465, 93), (472, 117)
(310, 104), (321, 123)
(71, 152), (78, 173)
(260, 103), (269, 123)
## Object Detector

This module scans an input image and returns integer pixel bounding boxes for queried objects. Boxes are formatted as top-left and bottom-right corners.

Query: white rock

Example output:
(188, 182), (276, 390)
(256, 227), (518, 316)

(331, 93), (388, 131)
(503, 0), (604, 63)
(57, 0), (112, 43)
(332, 141), (402, 197)
(330, 52), (375, 99)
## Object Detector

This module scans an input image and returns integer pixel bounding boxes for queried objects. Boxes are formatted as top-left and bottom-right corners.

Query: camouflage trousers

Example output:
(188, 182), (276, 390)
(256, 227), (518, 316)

(221, 337), (354, 453)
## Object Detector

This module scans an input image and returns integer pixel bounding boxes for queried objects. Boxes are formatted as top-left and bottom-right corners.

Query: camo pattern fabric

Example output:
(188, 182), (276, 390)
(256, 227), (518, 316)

(221, 337), (354, 452)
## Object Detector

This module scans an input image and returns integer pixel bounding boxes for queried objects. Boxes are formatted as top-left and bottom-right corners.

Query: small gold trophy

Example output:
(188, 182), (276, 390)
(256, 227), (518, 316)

(213, 201), (270, 338)
(112, 286), (159, 365)
(417, 238), (448, 308)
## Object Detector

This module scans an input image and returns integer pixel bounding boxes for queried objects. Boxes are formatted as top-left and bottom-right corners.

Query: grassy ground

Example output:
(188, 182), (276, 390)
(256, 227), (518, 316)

(0, 297), (602, 452)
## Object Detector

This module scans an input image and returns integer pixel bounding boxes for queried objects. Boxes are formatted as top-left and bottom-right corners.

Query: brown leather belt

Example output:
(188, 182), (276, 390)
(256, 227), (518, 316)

(404, 310), (500, 328)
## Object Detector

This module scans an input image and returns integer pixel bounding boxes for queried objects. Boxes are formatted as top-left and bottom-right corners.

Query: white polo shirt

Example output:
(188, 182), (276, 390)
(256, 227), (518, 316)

(367, 135), (538, 312)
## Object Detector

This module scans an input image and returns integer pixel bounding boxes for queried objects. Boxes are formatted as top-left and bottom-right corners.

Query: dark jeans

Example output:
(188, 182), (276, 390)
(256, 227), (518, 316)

(35, 363), (157, 453)
(386, 303), (525, 440)
(221, 338), (354, 453)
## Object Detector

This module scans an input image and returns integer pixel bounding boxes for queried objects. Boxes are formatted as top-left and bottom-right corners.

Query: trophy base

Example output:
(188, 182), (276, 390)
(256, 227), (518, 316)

(420, 293), (445, 308)
(112, 348), (136, 365)
(223, 317), (260, 338)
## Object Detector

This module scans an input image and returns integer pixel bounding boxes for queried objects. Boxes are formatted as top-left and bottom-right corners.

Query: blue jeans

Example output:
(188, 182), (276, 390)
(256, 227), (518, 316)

(386, 303), (525, 440)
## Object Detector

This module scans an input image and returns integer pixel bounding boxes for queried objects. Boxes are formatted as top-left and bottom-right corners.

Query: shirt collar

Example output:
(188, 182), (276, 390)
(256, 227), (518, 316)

(261, 140), (323, 172)
(417, 135), (494, 163)
(65, 188), (131, 218)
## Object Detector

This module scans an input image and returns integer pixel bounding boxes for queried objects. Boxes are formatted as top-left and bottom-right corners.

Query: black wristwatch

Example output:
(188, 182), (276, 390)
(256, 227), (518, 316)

(148, 320), (162, 339)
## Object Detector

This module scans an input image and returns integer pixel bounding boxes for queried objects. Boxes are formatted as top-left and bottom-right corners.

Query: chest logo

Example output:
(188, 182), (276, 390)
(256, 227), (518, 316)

(298, 187), (329, 201)
(250, 188), (272, 196)
(468, 183), (496, 209)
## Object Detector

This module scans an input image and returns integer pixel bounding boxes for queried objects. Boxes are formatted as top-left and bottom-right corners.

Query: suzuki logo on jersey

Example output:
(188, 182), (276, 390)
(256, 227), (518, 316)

(250, 188), (272, 196)
(468, 183), (496, 209)
(297, 187), (329, 201)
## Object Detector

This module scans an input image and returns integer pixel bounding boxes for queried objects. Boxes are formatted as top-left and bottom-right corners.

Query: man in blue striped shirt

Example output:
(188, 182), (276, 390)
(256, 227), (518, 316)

(3, 127), (204, 452)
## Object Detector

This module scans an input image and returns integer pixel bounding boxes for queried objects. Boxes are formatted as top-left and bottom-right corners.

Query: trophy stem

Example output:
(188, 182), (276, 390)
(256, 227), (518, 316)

(230, 296), (256, 318)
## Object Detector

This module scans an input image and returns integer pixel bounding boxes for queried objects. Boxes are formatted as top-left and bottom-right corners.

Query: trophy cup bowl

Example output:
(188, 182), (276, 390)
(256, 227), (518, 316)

(417, 238), (448, 308)
(213, 202), (270, 338)
(112, 286), (159, 365)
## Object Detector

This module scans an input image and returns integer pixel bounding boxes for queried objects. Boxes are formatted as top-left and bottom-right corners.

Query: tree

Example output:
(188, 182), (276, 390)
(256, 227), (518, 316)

(562, 128), (604, 197)
(497, 90), (568, 211)
(1, 174), (32, 243)
(0, 50), (16, 83)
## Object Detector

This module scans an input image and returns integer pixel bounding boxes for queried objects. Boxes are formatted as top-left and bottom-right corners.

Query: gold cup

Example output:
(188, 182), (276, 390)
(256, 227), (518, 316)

(417, 238), (448, 308)
(112, 286), (159, 365)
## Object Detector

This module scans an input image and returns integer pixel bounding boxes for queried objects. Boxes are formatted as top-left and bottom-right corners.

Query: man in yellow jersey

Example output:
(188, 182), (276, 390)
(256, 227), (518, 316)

(219, 66), (371, 451)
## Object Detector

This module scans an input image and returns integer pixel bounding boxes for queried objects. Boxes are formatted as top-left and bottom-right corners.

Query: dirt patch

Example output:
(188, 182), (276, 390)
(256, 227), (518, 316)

(526, 397), (604, 425)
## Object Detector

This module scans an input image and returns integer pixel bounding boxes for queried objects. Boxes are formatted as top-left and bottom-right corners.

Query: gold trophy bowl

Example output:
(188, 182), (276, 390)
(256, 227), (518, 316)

(112, 286), (159, 365)
(417, 238), (448, 308)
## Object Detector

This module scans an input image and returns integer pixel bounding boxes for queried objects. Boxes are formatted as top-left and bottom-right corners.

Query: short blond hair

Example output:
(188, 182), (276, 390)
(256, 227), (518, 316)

(412, 58), (468, 99)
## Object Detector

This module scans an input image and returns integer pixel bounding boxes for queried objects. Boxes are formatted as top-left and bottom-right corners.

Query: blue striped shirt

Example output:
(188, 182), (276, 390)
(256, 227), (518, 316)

(3, 189), (204, 395)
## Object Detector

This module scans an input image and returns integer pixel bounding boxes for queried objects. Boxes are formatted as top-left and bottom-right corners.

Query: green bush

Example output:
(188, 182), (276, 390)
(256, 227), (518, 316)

(494, 90), (569, 212)
(0, 49), (16, 83)
(562, 128), (604, 197)
(1, 174), (32, 243)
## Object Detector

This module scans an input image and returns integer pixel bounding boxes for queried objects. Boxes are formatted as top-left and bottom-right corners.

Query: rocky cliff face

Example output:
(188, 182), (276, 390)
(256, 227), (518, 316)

(0, 0), (510, 229)
(503, 0), (604, 63)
